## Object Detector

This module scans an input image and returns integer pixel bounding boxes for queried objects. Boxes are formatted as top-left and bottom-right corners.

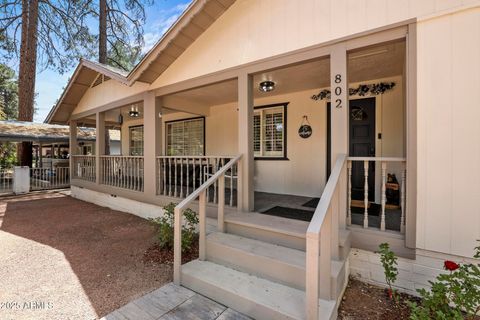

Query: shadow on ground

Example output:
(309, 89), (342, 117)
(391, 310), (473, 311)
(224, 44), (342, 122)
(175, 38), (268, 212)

(0, 191), (172, 318)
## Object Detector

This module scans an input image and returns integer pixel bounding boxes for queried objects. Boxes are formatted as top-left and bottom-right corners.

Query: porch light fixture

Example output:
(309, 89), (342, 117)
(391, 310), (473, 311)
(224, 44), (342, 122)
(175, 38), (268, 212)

(259, 81), (275, 92)
(129, 105), (139, 117)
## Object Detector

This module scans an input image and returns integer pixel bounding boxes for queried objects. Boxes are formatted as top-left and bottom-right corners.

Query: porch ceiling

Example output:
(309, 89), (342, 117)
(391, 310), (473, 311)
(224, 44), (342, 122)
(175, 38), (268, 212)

(164, 40), (405, 107)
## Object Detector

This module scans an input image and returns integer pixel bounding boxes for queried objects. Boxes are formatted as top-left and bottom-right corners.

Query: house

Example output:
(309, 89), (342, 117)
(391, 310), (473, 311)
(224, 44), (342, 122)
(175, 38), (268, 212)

(0, 120), (121, 168)
(45, 1), (480, 319)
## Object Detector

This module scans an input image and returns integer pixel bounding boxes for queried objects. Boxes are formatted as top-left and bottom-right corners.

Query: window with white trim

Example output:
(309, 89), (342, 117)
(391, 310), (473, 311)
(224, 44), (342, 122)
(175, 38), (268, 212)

(129, 125), (144, 156)
(166, 117), (205, 156)
(254, 104), (287, 158)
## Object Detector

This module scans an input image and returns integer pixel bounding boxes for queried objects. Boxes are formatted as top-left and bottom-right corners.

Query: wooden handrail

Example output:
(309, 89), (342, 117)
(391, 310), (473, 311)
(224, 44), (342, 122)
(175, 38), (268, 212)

(348, 156), (405, 162)
(156, 155), (236, 159)
(305, 154), (346, 320)
(307, 154), (347, 235)
(173, 154), (242, 285)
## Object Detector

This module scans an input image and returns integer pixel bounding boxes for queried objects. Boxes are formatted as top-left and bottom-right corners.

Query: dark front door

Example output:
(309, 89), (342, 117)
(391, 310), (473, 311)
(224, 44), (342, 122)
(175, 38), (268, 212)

(349, 98), (376, 201)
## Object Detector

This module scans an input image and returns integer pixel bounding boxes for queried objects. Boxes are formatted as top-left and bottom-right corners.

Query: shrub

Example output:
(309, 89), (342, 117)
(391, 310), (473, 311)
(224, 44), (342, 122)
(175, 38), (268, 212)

(379, 242), (399, 301)
(149, 202), (199, 253)
(409, 241), (480, 319)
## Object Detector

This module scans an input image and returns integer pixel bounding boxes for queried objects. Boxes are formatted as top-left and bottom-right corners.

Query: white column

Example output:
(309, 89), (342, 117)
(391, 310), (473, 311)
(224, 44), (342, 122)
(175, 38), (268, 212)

(330, 43), (348, 163)
(96, 112), (105, 185)
(69, 120), (77, 179)
(237, 73), (254, 211)
(330, 44), (349, 229)
(380, 161), (387, 231)
(144, 92), (162, 196)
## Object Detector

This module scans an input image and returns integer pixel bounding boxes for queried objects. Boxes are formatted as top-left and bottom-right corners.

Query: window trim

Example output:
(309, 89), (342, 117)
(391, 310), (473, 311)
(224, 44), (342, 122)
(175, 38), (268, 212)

(254, 102), (289, 161)
(164, 116), (206, 156)
(128, 125), (144, 156)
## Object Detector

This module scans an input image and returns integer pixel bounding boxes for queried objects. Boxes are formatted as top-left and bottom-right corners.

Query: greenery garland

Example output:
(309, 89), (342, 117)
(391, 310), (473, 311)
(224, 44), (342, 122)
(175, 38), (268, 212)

(311, 82), (396, 101)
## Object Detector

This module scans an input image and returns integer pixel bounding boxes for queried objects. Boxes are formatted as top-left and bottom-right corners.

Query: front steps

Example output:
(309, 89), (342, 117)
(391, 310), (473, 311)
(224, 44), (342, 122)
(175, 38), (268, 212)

(180, 212), (351, 320)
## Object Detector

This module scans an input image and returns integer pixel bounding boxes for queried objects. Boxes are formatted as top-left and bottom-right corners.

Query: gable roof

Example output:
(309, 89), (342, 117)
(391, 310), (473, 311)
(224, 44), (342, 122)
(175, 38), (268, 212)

(45, 0), (236, 124)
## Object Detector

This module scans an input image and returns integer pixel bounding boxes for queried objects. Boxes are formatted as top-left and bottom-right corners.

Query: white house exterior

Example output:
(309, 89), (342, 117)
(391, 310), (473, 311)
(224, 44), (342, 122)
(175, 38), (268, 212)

(46, 1), (480, 319)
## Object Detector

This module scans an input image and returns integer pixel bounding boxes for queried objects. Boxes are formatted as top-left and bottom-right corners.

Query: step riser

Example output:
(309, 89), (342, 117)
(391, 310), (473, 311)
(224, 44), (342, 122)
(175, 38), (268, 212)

(226, 223), (306, 250)
(207, 239), (305, 290)
(181, 271), (300, 320)
(207, 237), (346, 299)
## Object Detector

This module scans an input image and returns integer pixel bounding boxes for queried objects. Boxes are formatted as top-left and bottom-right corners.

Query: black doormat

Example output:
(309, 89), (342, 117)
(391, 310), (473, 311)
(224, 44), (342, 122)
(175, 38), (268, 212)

(351, 202), (381, 216)
(302, 197), (320, 208)
(260, 206), (314, 222)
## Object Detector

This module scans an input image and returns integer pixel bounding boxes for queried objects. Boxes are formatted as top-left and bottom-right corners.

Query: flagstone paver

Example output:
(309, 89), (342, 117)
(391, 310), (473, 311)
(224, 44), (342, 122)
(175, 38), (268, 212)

(101, 283), (251, 320)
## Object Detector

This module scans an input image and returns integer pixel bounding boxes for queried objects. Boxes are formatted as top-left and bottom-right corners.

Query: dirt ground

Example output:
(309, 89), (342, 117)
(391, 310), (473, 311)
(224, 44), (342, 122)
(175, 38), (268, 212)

(0, 191), (172, 320)
(338, 277), (420, 320)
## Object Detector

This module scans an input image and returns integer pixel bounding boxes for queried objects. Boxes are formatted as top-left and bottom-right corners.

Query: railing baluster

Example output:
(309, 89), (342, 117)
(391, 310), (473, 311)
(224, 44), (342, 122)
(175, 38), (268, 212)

(169, 158), (172, 196)
(347, 160), (352, 226)
(401, 166), (406, 234)
(363, 160), (369, 229)
(186, 158), (190, 197)
(213, 158), (218, 204)
(180, 158), (184, 198)
(218, 173), (225, 232)
(174, 158), (178, 197)
(380, 162), (387, 231)
(229, 162), (234, 207)
(192, 157), (196, 191)
(163, 158), (167, 195)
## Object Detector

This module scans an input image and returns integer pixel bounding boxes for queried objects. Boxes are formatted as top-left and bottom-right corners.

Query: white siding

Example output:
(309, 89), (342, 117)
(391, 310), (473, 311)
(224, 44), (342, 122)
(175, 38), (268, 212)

(151, 0), (474, 88)
(416, 7), (480, 257)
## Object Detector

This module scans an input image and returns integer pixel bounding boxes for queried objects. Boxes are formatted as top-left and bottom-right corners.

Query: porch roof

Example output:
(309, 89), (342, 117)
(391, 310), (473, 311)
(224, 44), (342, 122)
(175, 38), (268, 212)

(0, 120), (120, 143)
(45, 0), (235, 125)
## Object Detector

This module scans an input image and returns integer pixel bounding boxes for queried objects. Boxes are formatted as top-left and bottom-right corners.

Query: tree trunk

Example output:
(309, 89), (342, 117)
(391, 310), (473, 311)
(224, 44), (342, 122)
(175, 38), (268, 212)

(17, 0), (39, 167)
(99, 0), (107, 64)
(99, 0), (110, 154)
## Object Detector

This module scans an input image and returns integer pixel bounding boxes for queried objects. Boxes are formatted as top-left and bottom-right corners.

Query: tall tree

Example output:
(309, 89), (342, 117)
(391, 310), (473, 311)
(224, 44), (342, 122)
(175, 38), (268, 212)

(95, 0), (152, 70)
(0, 0), (94, 166)
(0, 63), (18, 168)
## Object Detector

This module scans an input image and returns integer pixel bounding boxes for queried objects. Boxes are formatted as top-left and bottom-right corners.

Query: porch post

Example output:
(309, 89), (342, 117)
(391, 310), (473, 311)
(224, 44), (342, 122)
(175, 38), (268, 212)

(96, 112), (105, 185)
(237, 73), (254, 211)
(143, 92), (162, 196)
(69, 120), (77, 179)
(330, 43), (349, 229)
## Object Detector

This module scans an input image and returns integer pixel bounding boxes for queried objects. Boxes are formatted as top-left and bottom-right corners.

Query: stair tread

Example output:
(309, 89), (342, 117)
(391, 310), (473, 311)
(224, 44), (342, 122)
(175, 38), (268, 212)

(182, 260), (336, 320)
(224, 211), (350, 247)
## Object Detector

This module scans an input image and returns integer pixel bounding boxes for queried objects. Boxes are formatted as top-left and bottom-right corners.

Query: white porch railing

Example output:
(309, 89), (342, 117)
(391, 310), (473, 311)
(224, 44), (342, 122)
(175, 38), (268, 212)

(347, 157), (406, 233)
(306, 154), (347, 319)
(72, 155), (96, 182)
(0, 168), (13, 194)
(100, 156), (144, 192)
(173, 155), (242, 285)
(156, 156), (238, 207)
(30, 167), (70, 191)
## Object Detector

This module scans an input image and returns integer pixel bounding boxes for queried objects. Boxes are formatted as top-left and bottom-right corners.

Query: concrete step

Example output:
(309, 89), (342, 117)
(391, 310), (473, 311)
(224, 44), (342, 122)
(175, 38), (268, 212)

(181, 260), (337, 320)
(206, 232), (346, 298)
(224, 211), (351, 258)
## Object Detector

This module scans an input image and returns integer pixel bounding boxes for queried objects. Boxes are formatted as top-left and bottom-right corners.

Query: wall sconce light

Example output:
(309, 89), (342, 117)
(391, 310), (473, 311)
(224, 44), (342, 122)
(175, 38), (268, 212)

(259, 81), (275, 92)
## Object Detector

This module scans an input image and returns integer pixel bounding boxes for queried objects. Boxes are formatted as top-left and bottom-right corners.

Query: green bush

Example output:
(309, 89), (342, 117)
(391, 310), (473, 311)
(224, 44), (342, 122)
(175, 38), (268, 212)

(379, 242), (399, 301)
(149, 202), (199, 253)
(409, 241), (480, 319)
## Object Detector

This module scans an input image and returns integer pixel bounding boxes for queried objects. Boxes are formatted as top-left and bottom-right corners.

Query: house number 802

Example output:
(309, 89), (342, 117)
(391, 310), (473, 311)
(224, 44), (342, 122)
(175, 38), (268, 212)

(334, 74), (342, 108)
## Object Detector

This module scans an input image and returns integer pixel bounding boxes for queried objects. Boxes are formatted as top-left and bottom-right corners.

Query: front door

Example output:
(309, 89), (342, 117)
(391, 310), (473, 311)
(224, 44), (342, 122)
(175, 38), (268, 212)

(349, 98), (375, 201)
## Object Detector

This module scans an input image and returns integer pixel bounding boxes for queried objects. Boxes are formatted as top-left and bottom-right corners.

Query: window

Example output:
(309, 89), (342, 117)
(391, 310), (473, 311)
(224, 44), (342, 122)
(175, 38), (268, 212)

(166, 117), (205, 156)
(129, 125), (144, 156)
(254, 103), (287, 159)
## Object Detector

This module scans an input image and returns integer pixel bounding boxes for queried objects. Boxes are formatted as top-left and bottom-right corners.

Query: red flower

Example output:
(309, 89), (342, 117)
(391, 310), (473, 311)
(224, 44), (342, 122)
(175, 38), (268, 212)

(444, 260), (460, 271)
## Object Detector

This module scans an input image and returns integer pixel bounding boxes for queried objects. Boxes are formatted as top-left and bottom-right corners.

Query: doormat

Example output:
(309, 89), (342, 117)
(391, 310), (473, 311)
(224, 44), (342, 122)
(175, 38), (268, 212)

(260, 206), (314, 222)
(351, 202), (381, 216)
(302, 198), (320, 208)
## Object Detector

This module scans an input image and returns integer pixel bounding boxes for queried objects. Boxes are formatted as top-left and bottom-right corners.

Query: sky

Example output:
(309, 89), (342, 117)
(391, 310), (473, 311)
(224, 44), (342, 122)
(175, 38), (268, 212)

(33, 0), (192, 122)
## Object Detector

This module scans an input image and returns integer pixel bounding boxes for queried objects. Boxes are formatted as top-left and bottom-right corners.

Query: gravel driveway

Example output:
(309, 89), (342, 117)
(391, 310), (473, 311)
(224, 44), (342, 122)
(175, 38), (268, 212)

(0, 191), (172, 320)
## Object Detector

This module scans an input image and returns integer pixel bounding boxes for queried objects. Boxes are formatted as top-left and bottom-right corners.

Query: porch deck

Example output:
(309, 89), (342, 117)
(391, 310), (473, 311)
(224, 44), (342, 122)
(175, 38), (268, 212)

(254, 191), (402, 232)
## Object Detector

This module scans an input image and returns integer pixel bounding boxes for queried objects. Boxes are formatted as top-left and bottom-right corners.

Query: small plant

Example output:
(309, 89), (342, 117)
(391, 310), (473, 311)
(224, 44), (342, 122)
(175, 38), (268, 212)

(409, 241), (480, 320)
(379, 242), (399, 301)
(149, 202), (199, 253)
